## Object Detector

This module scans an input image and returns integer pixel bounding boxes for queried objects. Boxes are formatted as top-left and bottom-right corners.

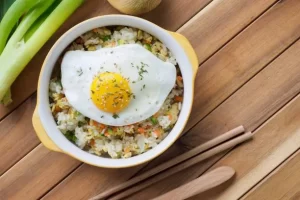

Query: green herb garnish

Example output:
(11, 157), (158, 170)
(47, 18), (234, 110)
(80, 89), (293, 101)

(74, 110), (81, 116)
(78, 121), (85, 127)
(143, 43), (151, 51)
(102, 35), (111, 41)
(65, 131), (77, 143)
(150, 117), (158, 125)
(107, 128), (113, 134)
(112, 113), (119, 119)
(77, 68), (83, 76)
(117, 39), (125, 45)
(138, 63), (148, 80)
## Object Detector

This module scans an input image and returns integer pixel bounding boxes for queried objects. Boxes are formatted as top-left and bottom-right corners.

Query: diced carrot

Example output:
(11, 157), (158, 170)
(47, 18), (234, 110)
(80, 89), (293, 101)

(112, 127), (118, 132)
(90, 120), (106, 130)
(104, 132), (109, 137)
(154, 129), (161, 137)
(177, 76), (183, 81)
(174, 96), (183, 102)
(99, 124), (106, 129)
(137, 127), (145, 134)
(168, 114), (173, 120)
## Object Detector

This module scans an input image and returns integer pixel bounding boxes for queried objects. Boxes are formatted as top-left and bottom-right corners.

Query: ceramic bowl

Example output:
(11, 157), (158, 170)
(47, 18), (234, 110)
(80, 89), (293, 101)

(32, 15), (198, 168)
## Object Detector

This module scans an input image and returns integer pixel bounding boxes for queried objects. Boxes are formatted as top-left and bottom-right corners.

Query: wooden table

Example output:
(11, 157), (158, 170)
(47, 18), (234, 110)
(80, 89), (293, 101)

(1, 0), (300, 199)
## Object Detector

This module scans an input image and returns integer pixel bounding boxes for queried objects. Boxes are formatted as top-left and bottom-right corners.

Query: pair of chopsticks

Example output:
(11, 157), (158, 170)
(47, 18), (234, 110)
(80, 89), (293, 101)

(90, 126), (252, 200)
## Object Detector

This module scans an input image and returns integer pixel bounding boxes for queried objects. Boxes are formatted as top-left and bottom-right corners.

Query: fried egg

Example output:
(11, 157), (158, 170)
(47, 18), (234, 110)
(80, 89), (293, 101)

(61, 44), (176, 126)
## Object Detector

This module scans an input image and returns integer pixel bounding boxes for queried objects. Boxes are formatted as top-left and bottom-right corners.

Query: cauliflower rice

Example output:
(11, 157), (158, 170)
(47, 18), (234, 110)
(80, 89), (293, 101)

(49, 26), (184, 159)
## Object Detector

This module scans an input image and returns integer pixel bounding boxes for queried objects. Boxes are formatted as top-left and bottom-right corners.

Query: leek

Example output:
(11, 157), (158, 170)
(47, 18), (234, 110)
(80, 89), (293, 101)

(0, 0), (84, 105)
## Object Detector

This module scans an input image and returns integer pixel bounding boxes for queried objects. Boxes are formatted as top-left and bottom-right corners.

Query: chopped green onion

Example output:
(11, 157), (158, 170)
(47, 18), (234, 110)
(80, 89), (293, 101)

(112, 113), (119, 119)
(117, 39), (124, 45)
(65, 131), (77, 143)
(108, 128), (113, 134)
(74, 110), (81, 116)
(150, 117), (158, 125)
(102, 35), (111, 41)
(78, 121), (85, 127)
(143, 43), (151, 51)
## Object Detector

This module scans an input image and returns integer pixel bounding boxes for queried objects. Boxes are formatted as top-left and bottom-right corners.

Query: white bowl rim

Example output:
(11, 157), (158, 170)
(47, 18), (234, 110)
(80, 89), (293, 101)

(38, 15), (195, 168)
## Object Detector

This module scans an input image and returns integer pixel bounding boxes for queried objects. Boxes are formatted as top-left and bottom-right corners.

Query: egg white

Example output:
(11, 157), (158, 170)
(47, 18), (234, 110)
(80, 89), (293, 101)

(61, 44), (176, 126)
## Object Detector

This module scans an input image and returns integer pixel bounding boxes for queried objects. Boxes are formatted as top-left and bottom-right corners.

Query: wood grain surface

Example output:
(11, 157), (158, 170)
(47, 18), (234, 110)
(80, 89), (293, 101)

(183, 0), (300, 133)
(192, 93), (300, 199)
(243, 150), (300, 200)
(0, 146), (80, 200)
(178, 0), (277, 63)
(183, 0), (300, 145)
(0, 95), (39, 175)
(1, 0), (300, 200)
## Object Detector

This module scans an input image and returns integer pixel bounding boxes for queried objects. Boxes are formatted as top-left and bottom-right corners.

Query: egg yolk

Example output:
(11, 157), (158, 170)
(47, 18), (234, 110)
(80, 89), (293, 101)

(90, 72), (132, 113)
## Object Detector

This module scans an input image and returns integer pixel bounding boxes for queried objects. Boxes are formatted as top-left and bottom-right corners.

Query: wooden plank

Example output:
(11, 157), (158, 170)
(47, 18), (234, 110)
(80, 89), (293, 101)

(141, 0), (213, 31)
(0, 0), (210, 120)
(42, 163), (145, 200)
(42, 1), (300, 199)
(183, 0), (300, 133)
(189, 95), (300, 200)
(178, 0), (277, 63)
(242, 150), (300, 200)
(0, 95), (39, 175)
(0, 146), (80, 200)
(184, 37), (300, 148)
(122, 31), (300, 199)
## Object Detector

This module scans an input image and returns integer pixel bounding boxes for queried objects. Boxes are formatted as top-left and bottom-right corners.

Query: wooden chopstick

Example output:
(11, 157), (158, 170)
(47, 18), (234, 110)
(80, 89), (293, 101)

(106, 132), (253, 200)
(90, 126), (246, 200)
(153, 166), (235, 200)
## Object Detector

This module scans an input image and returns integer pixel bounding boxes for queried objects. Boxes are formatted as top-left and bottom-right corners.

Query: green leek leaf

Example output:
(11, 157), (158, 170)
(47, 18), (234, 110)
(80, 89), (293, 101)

(0, 0), (84, 104)
(24, 0), (61, 41)
(0, 0), (15, 20)
(0, 0), (40, 54)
